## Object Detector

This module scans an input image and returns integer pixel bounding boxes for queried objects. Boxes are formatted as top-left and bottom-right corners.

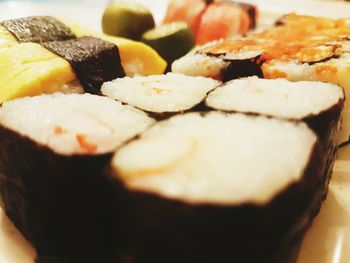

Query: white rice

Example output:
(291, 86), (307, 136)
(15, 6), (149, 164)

(56, 80), (84, 94)
(171, 53), (229, 79)
(263, 53), (350, 144)
(206, 76), (344, 120)
(113, 112), (316, 205)
(0, 93), (155, 155)
(102, 73), (220, 113)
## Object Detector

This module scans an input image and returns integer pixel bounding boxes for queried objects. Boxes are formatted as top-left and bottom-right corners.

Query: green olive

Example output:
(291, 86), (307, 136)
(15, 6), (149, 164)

(102, 0), (155, 40)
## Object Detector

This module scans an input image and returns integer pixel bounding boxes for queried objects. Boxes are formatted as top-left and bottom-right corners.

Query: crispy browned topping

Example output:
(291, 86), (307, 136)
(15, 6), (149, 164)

(201, 14), (350, 64)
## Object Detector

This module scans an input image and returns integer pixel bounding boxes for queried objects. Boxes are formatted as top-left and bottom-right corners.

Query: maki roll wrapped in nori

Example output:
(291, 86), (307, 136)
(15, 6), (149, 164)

(172, 38), (264, 81)
(101, 73), (220, 119)
(206, 77), (344, 141)
(261, 39), (350, 145)
(172, 13), (350, 145)
(206, 77), (344, 200)
(109, 111), (326, 263)
(0, 93), (155, 262)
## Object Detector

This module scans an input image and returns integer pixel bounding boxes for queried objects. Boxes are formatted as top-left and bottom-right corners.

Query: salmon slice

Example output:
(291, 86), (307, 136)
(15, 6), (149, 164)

(163, 0), (207, 35)
(196, 2), (248, 45)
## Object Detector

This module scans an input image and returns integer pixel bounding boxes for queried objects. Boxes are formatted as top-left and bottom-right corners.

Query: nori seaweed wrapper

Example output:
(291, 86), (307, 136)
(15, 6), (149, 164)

(237, 2), (257, 29)
(1, 16), (76, 43)
(221, 54), (264, 81)
(303, 100), (343, 201)
(43, 37), (126, 94)
(109, 134), (326, 263)
(0, 125), (123, 262)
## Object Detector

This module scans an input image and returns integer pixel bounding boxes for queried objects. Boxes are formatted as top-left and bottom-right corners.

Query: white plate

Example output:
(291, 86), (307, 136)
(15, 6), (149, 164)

(1, 1), (350, 262)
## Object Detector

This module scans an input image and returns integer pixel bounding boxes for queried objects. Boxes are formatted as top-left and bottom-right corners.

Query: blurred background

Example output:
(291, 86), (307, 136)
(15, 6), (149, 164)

(0, 0), (168, 30)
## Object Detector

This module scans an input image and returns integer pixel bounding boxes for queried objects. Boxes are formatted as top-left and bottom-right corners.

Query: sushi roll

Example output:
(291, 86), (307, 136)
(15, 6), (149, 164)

(172, 13), (350, 82)
(172, 13), (350, 144)
(206, 77), (344, 141)
(0, 93), (155, 262)
(101, 73), (220, 119)
(171, 47), (230, 79)
(274, 13), (350, 29)
(172, 38), (265, 81)
(261, 40), (350, 145)
(110, 111), (325, 263)
(206, 77), (344, 198)
(0, 16), (166, 103)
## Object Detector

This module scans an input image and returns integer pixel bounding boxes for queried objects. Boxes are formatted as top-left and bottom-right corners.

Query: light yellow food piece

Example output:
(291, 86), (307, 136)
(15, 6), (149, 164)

(0, 26), (17, 49)
(0, 43), (76, 103)
(70, 23), (167, 76)
(0, 21), (166, 104)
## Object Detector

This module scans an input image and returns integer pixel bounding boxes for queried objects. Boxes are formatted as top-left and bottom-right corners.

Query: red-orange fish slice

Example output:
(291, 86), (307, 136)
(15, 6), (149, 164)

(196, 2), (248, 45)
(164, 0), (207, 35)
(213, 1), (258, 29)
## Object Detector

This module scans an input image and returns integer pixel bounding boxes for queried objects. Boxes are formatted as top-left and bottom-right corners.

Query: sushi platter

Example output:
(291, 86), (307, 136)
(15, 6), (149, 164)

(1, 0), (350, 262)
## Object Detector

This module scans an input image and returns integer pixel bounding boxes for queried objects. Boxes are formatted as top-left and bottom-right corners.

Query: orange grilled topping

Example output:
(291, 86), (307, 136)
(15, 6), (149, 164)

(202, 39), (259, 55)
(261, 42), (305, 62)
(201, 14), (350, 66)
(295, 45), (337, 63)
(315, 64), (338, 75)
(263, 69), (287, 79)
(76, 134), (97, 154)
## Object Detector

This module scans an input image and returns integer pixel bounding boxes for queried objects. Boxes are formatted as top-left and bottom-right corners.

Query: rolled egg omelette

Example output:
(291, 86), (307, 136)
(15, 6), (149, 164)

(0, 16), (166, 103)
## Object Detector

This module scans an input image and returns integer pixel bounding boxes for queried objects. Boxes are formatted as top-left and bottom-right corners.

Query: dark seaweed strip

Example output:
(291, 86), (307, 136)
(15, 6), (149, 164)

(43, 37), (125, 94)
(221, 56), (263, 81)
(306, 54), (340, 65)
(237, 2), (257, 29)
(1, 16), (76, 43)
(304, 45), (340, 65)
(275, 15), (287, 26)
(2, 16), (125, 94)
(203, 51), (263, 81)
(0, 124), (120, 262)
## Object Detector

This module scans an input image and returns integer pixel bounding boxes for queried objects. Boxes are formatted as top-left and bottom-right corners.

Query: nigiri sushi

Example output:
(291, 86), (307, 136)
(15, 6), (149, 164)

(195, 2), (251, 45)
(0, 16), (166, 103)
(164, 0), (257, 45)
(163, 0), (207, 35)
